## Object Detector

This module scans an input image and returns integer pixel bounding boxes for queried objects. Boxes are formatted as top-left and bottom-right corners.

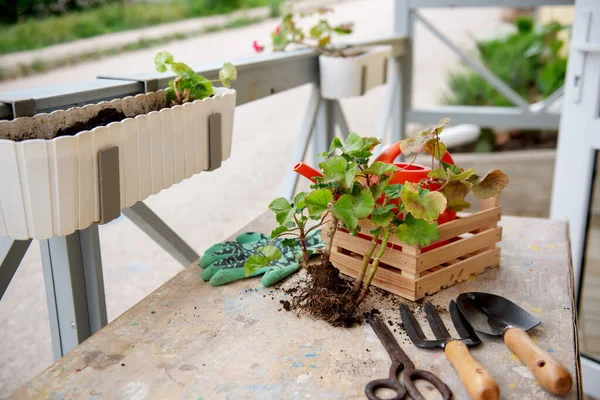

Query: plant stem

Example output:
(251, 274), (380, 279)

(352, 232), (379, 295)
(322, 215), (338, 262)
(293, 214), (310, 268)
(355, 228), (391, 305)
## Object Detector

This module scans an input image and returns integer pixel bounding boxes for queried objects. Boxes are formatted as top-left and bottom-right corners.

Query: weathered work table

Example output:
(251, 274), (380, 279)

(13, 214), (582, 399)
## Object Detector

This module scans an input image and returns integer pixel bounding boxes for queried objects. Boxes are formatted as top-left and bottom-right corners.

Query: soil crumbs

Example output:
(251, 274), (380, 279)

(272, 264), (449, 333)
(56, 108), (127, 138)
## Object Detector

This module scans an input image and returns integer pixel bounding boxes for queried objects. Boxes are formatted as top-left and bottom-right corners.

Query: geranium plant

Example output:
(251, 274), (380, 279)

(154, 50), (237, 106)
(245, 121), (508, 323)
(253, 8), (354, 56)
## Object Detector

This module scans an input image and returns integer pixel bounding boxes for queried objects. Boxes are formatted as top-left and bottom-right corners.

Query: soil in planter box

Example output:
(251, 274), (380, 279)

(55, 108), (127, 138)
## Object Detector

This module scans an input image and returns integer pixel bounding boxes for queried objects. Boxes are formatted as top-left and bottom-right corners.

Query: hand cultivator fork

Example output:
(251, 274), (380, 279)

(400, 301), (500, 400)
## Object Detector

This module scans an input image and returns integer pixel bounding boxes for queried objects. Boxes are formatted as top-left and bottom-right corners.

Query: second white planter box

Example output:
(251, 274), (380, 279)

(0, 87), (236, 240)
(319, 45), (391, 99)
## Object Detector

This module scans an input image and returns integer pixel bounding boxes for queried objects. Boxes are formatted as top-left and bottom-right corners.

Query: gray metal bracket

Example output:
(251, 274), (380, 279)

(98, 146), (121, 224)
(7, 98), (36, 118)
(207, 113), (222, 171)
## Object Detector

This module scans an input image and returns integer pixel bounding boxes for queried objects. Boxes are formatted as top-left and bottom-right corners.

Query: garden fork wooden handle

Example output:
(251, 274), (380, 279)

(445, 340), (500, 400)
(504, 327), (572, 395)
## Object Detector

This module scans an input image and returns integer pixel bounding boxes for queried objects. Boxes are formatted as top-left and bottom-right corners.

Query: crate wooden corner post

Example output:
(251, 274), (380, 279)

(326, 198), (503, 301)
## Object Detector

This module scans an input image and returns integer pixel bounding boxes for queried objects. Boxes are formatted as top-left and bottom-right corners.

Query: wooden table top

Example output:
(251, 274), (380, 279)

(13, 213), (582, 399)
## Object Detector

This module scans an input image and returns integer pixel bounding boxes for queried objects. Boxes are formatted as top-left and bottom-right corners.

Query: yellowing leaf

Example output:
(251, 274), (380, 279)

(399, 135), (431, 156)
(449, 168), (477, 181)
(447, 199), (471, 212)
(425, 140), (447, 161)
(428, 168), (448, 180)
(473, 170), (509, 199)
(219, 62), (237, 88)
(442, 181), (472, 202)
(400, 183), (447, 222)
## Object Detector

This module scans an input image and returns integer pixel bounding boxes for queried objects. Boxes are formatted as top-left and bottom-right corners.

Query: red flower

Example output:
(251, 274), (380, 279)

(253, 40), (264, 53)
(274, 25), (281, 35)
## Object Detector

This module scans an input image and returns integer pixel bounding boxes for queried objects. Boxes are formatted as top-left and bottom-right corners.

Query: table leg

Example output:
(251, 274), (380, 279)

(122, 201), (199, 267)
(40, 225), (107, 360)
(0, 238), (31, 300)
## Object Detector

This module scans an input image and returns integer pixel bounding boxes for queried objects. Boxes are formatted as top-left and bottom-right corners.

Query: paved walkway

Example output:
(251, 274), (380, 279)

(0, 2), (505, 396)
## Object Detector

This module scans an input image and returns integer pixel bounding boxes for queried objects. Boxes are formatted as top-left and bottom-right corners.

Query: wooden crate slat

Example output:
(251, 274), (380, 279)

(332, 230), (417, 270)
(435, 206), (501, 243)
(415, 247), (501, 298)
(357, 205), (501, 249)
(416, 227), (502, 273)
(330, 251), (419, 300)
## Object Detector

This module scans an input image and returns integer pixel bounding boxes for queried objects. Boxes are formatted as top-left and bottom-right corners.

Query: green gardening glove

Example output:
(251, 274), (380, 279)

(200, 229), (324, 287)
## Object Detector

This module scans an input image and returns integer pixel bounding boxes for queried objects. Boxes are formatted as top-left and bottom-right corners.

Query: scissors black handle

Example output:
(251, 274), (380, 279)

(365, 361), (406, 400)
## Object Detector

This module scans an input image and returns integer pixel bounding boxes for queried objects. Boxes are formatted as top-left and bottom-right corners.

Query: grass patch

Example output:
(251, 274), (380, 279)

(0, 0), (283, 55)
(1, 15), (266, 81)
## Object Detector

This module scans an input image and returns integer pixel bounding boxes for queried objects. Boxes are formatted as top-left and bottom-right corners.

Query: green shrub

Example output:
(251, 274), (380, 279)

(444, 17), (568, 107)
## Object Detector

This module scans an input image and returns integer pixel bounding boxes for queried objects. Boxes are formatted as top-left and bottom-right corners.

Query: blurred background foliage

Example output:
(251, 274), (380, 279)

(0, 0), (281, 54)
(443, 16), (569, 152)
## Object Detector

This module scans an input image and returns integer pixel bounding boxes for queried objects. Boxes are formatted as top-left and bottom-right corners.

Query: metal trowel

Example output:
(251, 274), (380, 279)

(456, 292), (573, 396)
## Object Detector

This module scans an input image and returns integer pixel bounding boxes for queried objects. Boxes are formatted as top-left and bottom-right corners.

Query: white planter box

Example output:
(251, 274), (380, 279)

(0, 87), (236, 240)
(319, 46), (391, 100)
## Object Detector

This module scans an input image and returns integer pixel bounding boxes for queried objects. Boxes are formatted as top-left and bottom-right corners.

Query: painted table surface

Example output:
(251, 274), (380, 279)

(13, 213), (581, 400)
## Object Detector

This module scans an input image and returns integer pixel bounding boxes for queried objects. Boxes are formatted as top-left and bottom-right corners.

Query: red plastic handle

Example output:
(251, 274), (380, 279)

(375, 142), (455, 165)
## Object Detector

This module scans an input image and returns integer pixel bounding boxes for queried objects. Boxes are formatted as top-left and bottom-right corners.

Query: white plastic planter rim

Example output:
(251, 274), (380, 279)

(319, 45), (392, 100)
(0, 87), (236, 240)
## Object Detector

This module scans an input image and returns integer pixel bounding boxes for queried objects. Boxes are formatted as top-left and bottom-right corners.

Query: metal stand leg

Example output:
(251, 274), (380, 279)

(282, 86), (322, 200)
(333, 100), (351, 139)
(313, 99), (336, 166)
(391, 1), (413, 143)
(0, 238), (31, 300)
(122, 202), (199, 266)
(40, 225), (107, 360)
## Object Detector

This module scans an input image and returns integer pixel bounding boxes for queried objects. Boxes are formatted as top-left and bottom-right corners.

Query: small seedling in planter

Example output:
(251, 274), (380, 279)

(253, 8), (354, 56)
(154, 50), (237, 106)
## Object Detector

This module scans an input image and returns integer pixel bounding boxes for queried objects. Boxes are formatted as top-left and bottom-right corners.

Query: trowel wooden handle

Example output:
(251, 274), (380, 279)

(504, 327), (573, 395)
(445, 340), (500, 400)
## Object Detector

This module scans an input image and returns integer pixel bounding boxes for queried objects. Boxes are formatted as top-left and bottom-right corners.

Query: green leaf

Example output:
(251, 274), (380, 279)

(154, 51), (173, 73)
(331, 194), (358, 231)
(371, 207), (395, 227)
(370, 227), (383, 236)
(333, 23), (353, 34)
(370, 175), (391, 199)
(428, 168), (448, 180)
(269, 197), (295, 225)
(260, 245), (282, 261)
(170, 61), (192, 76)
(343, 132), (363, 154)
(310, 20), (330, 38)
(244, 254), (267, 276)
(353, 189), (375, 219)
(425, 140), (447, 161)
(442, 181), (472, 202)
(441, 162), (462, 175)
(219, 62), (237, 88)
(364, 161), (399, 177)
(271, 225), (289, 239)
(320, 156), (347, 182)
(294, 192), (308, 210)
(396, 214), (440, 246)
(449, 168), (477, 182)
(318, 36), (331, 48)
(342, 162), (357, 189)
(384, 184), (404, 199)
(281, 238), (296, 247)
(305, 189), (333, 216)
(328, 137), (343, 155)
(473, 170), (509, 199)
(400, 182), (447, 222)
(447, 199), (471, 212)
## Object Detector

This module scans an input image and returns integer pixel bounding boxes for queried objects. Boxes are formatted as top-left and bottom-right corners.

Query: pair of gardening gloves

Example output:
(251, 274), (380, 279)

(200, 229), (324, 287)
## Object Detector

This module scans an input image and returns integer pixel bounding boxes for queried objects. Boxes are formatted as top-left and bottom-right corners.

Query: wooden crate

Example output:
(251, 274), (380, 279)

(327, 198), (502, 301)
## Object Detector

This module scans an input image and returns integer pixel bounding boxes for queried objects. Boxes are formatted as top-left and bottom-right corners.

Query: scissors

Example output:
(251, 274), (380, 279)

(365, 313), (453, 400)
